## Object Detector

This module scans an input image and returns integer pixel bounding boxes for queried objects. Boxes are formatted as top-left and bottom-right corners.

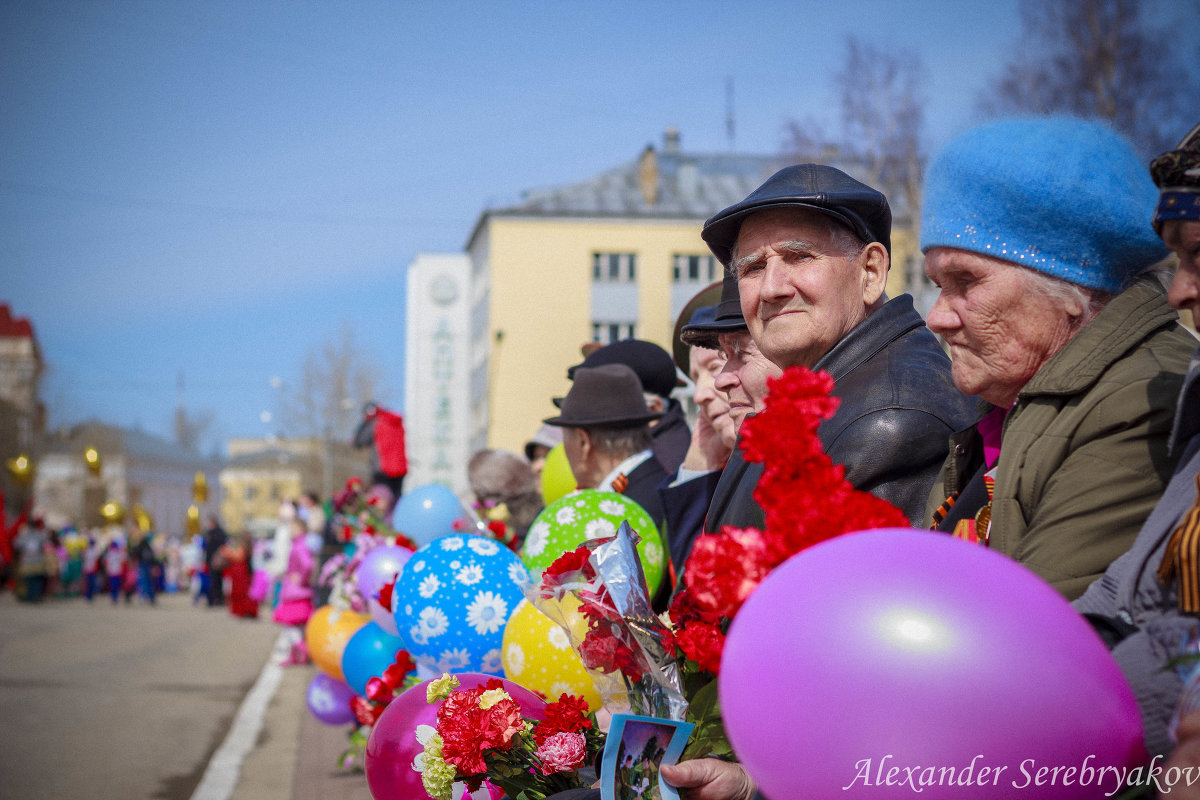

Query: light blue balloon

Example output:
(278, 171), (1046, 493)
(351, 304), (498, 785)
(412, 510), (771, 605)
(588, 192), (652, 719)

(392, 534), (528, 676)
(341, 621), (406, 697)
(390, 483), (465, 545)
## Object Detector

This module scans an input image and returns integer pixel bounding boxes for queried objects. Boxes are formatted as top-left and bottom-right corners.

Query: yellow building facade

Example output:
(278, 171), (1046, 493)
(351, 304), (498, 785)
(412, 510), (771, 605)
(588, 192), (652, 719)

(468, 131), (924, 456)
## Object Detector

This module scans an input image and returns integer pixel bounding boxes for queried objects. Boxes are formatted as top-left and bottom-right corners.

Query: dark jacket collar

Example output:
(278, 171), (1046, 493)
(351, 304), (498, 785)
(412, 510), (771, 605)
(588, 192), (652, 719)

(813, 294), (924, 380)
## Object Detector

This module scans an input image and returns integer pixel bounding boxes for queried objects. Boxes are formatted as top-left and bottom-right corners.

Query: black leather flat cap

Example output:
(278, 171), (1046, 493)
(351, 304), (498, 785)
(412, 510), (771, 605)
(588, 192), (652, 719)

(701, 164), (892, 265)
(680, 271), (747, 349)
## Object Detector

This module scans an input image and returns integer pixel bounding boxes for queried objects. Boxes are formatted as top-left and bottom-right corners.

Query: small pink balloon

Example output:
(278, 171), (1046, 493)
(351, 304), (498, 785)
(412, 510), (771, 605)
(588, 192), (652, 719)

(365, 673), (546, 800)
(719, 528), (1144, 800)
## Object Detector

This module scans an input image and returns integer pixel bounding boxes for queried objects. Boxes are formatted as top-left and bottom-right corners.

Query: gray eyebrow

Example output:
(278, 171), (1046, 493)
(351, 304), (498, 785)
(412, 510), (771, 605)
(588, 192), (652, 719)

(730, 238), (821, 276)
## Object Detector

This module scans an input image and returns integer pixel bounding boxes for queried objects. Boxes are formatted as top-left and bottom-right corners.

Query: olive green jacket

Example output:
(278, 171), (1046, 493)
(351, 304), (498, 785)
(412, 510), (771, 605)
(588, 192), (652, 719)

(924, 277), (1197, 600)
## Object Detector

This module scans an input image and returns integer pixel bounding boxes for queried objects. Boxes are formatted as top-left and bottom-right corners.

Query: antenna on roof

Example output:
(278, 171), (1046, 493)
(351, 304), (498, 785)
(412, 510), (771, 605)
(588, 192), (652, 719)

(725, 76), (736, 152)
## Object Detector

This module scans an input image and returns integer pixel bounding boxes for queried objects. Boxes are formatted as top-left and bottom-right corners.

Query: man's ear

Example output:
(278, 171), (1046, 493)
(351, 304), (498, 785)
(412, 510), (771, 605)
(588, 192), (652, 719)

(860, 242), (890, 307)
(576, 428), (594, 459)
(644, 395), (665, 413)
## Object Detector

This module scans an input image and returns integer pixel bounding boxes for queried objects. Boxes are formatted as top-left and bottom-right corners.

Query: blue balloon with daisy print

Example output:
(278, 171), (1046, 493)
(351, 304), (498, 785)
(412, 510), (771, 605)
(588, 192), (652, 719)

(391, 533), (528, 677)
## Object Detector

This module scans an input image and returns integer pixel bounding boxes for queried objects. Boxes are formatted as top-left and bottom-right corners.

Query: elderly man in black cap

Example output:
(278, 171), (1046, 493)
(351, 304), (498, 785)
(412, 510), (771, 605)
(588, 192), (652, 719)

(568, 339), (691, 474)
(543, 363), (669, 530)
(693, 164), (976, 532)
(655, 166), (978, 800)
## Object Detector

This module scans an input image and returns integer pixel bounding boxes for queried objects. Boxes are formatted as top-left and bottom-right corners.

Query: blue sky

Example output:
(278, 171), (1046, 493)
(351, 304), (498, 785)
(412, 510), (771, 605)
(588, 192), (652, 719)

(2, 0), (1189, 454)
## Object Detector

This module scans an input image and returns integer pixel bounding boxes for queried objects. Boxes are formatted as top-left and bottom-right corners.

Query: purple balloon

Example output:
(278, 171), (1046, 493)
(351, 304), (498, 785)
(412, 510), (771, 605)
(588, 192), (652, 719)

(306, 672), (357, 726)
(719, 528), (1144, 800)
(356, 545), (412, 620)
(365, 673), (546, 800)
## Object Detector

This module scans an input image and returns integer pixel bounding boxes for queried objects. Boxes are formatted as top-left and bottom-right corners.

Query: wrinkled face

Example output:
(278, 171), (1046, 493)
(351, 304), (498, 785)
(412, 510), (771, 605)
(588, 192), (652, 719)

(714, 330), (783, 431)
(560, 427), (594, 489)
(1163, 219), (1200, 323)
(734, 208), (879, 369)
(689, 345), (734, 448)
(925, 247), (1084, 408)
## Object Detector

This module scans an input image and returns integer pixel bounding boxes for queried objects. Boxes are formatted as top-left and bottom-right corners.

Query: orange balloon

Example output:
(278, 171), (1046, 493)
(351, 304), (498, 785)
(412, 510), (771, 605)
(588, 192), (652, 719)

(305, 606), (369, 681)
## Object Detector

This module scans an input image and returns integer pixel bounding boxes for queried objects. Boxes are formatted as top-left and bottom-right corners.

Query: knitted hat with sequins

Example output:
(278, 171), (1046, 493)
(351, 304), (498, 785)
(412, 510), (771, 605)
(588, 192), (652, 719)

(920, 116), (1167, 293)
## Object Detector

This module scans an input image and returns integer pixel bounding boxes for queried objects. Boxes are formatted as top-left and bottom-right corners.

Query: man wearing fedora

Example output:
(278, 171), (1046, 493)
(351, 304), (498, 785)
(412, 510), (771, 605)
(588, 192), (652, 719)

(567, 339), (691, 474)
(543, 363), (669, 530)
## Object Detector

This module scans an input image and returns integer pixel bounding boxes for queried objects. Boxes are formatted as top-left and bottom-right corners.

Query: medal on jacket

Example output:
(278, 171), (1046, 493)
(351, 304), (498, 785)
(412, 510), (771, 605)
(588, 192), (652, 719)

(951, 469), (995, 546)
(1156, 474), (1200, 613)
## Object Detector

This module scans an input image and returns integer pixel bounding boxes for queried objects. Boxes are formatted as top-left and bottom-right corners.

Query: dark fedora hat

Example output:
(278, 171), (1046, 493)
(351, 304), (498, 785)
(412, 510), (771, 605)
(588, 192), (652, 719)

(567, 338), (681, 399)
(680, 270), (746, 350)
(544, 364), (664, 428)
(671, 281), (722, 372)
(701, 163), (891, 266)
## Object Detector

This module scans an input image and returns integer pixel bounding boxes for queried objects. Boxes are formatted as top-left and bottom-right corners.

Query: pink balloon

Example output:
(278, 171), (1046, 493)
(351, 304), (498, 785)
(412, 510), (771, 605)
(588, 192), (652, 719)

(719, 529), (1144, 800)
(365, 673), (546, 800)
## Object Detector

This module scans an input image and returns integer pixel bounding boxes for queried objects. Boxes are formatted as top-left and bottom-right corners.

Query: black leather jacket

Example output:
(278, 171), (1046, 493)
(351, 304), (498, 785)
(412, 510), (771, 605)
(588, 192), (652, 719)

(704, 294), (978, 533)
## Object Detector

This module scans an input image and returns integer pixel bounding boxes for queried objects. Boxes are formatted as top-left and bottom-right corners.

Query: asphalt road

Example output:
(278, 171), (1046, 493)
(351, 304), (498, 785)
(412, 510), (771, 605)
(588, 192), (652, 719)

(0, 589), (280, 800)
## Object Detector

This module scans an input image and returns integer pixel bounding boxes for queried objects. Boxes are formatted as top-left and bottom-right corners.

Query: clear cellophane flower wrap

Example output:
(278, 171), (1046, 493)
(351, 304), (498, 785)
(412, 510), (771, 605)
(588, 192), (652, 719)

(527, 520), (688, 721)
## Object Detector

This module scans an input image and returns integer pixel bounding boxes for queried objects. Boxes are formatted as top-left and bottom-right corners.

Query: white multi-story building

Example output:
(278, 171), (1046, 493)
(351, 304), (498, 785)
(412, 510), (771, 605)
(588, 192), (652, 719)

(403, 253), (482, 496)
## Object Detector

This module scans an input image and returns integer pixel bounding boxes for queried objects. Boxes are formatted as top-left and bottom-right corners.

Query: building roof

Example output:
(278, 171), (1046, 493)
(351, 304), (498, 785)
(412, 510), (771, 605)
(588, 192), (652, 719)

(0, 304), (34, 338)
(487, 132), (789, 224)
(467, 130), (912, 246)
(41, 421), (223, 469)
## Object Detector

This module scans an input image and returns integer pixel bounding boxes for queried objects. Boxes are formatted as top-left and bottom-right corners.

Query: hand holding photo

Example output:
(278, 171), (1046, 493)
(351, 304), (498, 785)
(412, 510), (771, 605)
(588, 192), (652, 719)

(601, 714), (694, 800)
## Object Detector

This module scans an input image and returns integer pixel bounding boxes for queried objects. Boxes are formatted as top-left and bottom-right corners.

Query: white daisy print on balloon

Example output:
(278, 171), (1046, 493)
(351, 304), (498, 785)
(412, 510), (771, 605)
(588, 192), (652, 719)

(643, 541), (663, 569)
(418, 574), (442, 598)
(411, 560), (426, 573)
(411, 605), (449, 645)
(505, 642), (526, 675)
(555, 506), (578, 526)
(508, 560), (530, 587)
(456, 563), (484, 586)
(467, 537), (499, 556)
(548, 626), (571, 650)
(436, 647), (471, 672)
(598, 499), (625, 517)
(584, 518), (616, 540)
(480, 648), (503, 674)
(466, 590), (508, 636)
(440, 537), (464, 551)
(524, 521), (551, 557)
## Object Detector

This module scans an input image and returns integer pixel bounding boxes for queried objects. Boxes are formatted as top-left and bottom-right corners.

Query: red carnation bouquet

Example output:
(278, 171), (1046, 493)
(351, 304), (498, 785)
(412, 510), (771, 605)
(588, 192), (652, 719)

(667, 367), (908, 757)
(530, 522), (688, 722)
(416, 674), (604, 800)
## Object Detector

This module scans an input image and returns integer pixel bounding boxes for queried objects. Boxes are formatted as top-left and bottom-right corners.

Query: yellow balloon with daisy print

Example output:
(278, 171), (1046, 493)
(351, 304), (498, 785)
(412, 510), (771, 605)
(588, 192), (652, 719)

(501, 596), (602, 710)
(519, 489), (665, 596)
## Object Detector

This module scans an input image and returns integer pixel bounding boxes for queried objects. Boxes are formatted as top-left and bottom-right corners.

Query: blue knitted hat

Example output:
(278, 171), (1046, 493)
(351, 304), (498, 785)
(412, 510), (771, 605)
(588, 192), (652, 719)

(921, 117), (1167, 293)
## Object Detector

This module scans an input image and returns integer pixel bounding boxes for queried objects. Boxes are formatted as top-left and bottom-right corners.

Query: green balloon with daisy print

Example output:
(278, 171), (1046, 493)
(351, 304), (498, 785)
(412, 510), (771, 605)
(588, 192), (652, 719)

(519, 489), (665, 595)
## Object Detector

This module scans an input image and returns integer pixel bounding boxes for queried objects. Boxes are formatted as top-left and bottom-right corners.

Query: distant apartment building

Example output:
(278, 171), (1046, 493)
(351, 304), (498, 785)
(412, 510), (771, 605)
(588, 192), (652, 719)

(403, 253), (477, 497)
(34, 422), (221, 535)
(219, 436), (361, 535)
(0, 304), (45, 515)
(464, 129), (923, 454)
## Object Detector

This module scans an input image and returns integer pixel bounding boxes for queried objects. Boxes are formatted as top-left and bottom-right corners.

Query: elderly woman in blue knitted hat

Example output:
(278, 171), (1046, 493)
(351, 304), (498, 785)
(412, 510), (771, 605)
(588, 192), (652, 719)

(921, 116), (1196, 601)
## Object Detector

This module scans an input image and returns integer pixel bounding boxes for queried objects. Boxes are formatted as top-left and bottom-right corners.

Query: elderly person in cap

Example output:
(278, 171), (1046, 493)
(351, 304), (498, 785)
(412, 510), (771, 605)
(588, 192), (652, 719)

(694, 163), (975, 533)
(1072, 121), (1200, 760)
(921, 116), (1196, 602)
(661, 272), (783, 569)
(543, 363), (669, 530)
(568, 339), (691, 474)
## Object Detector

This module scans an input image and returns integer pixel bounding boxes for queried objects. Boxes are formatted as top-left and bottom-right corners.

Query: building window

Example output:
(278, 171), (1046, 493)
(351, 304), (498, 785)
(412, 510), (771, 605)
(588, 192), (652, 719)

(672, 253), (719, 283)
(591, 321), (637, 344)
(244, 485), (258, 501)
(592, 252), (637, 282)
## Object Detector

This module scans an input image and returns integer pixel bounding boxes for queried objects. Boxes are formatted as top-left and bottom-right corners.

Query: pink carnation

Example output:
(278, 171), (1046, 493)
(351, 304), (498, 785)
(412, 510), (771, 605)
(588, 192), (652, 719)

(536, 731), (587, 775)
